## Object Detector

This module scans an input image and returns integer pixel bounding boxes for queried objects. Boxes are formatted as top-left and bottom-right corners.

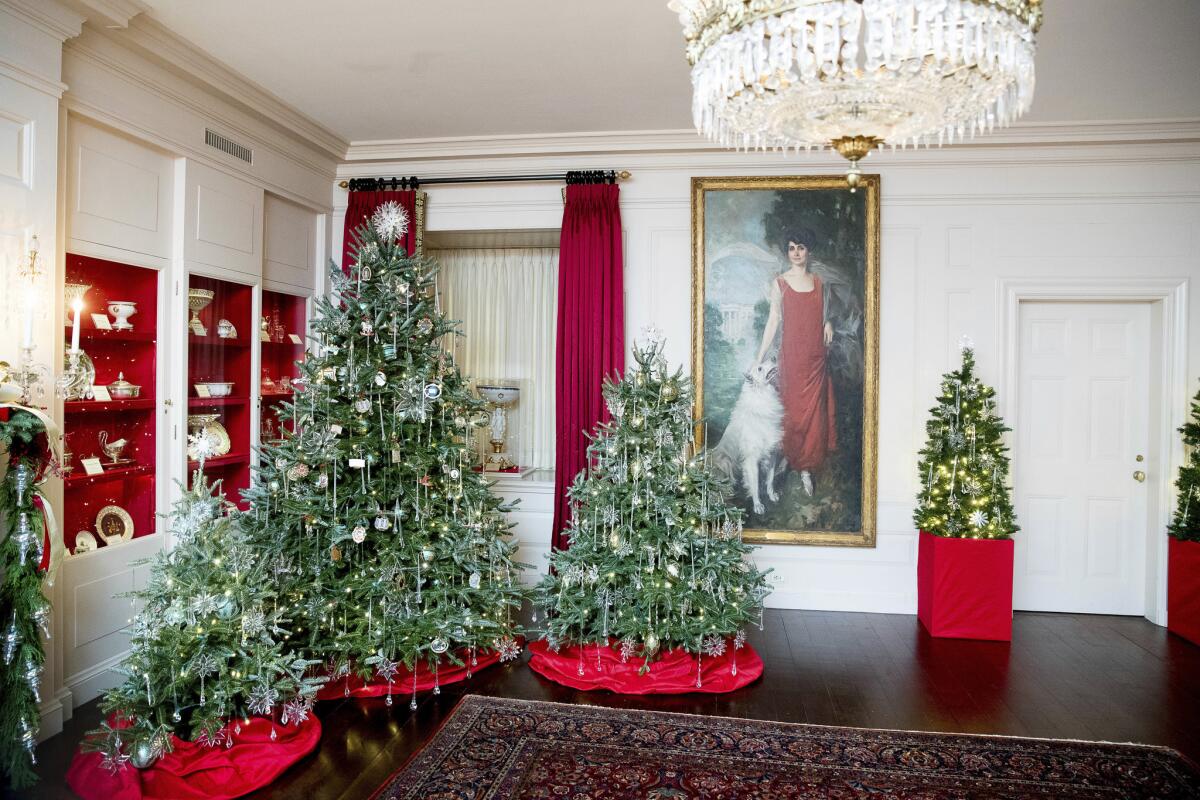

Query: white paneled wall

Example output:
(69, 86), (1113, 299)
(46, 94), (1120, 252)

(0, 0), (84, 742)
(264, 192), (318, 292)
(184, 159), (263, 280)
(336, 136), (1200, 619)
(66, 120), (176, 268)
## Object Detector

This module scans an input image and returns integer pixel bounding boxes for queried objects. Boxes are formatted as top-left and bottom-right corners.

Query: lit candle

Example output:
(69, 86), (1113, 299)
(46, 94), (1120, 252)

(70, 297), (83, 352)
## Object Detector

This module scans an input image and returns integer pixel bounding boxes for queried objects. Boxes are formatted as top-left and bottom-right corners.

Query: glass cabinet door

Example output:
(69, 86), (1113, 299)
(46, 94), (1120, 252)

(62, 254), (160, 554)
(259, 289), (308, 445)
(186, 275), (253, 506)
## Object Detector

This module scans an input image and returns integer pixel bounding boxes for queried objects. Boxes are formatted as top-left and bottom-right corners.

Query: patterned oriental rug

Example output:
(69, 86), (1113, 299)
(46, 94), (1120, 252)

(371, 695), (1200, 799)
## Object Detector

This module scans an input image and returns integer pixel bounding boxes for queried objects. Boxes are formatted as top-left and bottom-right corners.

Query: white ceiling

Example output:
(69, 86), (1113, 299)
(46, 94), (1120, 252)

(138, 0), (1200, 145)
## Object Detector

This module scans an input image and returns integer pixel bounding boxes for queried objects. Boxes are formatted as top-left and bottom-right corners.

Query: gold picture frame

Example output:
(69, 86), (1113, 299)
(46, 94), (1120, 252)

(690, 175), (879, 547)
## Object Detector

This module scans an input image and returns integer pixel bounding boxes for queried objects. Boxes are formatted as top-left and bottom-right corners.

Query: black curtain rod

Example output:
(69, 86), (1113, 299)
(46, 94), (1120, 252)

(339, 170), (629, 191)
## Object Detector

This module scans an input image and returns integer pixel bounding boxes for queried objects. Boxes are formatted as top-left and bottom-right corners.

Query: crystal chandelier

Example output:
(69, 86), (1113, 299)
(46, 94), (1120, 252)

(668, 0), (1042, 188)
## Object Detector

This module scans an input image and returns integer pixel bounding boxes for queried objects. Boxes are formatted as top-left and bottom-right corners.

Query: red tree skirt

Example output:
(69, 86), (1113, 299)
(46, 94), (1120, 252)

(315, 646), (505, 701)
(65, 714), (321, 800)
(527, 638), (763, 694)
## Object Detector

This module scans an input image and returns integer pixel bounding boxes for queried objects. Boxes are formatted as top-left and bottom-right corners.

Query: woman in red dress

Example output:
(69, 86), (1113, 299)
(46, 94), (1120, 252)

(753, 227), (836, 496)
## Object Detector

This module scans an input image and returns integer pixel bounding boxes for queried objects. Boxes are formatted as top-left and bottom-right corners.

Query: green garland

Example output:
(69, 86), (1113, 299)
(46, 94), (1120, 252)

(0, 408), (53, 789)
(1168, 385), (1200, 542)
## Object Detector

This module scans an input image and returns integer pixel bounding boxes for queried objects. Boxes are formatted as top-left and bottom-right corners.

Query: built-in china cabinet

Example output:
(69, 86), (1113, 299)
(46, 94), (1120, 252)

(57, 116), (321, 705)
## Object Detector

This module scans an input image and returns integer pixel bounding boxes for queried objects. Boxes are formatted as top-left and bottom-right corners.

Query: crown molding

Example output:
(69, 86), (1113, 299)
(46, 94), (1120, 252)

(0, 0), (85, 42)
(0, 58), (69, 97)
(344, 119), (1200, 164)
(65, 31), (338, 182)
(97, 15), (348, 162)
(63, 0), (146, 29)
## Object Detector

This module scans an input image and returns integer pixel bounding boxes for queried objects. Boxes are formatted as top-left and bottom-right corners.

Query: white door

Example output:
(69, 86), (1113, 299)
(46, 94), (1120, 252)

(1014, 302), (1151, 615)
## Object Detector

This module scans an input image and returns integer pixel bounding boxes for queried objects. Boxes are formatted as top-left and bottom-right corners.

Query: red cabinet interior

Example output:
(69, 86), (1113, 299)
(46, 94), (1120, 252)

(260, 289), (307, 442)
(63, 254), (158, 553)
(187, 275), (253, 507)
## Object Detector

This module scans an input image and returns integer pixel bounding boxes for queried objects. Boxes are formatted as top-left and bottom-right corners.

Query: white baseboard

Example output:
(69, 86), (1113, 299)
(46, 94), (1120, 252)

(36, 697), (65, 743)
(65, 652), (127, 708)
(764, 589), (916, 615)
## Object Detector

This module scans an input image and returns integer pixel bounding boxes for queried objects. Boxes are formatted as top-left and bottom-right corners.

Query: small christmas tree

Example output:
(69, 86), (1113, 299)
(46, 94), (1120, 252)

(1169, 386), (1200, 541)
(241, 202), (525, 700)
(535, 330), (770, 671)
(84, 474), (322, 770)
(914, 343), (1018, 539)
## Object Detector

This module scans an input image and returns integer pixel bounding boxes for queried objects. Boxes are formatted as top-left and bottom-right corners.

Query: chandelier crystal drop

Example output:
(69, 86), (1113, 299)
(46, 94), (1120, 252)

(668, 0), (1042, 186)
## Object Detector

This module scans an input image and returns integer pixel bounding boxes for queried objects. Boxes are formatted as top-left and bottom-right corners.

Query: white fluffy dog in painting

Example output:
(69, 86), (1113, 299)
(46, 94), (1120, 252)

(708, 360), (785, 515)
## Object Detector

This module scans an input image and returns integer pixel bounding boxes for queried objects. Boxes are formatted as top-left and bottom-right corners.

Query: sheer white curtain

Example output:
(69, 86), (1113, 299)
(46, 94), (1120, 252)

(435, 248), (558, 470)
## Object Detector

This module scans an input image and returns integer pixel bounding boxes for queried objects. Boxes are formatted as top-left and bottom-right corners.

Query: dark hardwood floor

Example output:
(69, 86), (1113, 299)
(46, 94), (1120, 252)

(15, 609), (1200, 800)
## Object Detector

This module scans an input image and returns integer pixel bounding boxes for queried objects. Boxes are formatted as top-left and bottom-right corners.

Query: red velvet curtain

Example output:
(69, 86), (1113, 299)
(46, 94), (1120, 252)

(342, 190), (418, 270)
(552, 182), (625, 551)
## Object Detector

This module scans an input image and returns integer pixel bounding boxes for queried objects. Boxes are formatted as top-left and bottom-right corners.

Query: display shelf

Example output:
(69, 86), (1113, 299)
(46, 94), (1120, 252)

(187, 274), (253, 507)
(187, 452), (250, 470)
(63, 254), (159, 554)
(188, 396), (250, 408)
(260, 289), (307, 446)
(65, 398), (156, 414)
(65, 464), (154, 487)
(75, 328), (158, 343)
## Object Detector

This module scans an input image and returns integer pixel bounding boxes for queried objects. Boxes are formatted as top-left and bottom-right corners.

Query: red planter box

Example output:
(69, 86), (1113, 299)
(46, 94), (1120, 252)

(917, 530), (1014, 641)
(1168, 537), (1200, 647)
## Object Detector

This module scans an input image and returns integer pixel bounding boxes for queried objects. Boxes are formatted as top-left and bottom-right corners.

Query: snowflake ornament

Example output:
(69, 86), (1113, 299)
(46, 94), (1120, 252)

(618, 637), (637, 663)
(734, 630), (747, 650)
(187, 428), (220, 464)
(100, 749), (132, 774)
(196, 727), (227, 749)
(638, 324), (665, 352)
(969, 509), (989, 529)
(374, 656), (400, 683)
(241, 609), (266, 638)
(701, 635), (727, 658)
(281, 697), (310, 726)
(495, 636), (521, 663)
(370, 201), (410, 242)
(247, 684), (279, 716)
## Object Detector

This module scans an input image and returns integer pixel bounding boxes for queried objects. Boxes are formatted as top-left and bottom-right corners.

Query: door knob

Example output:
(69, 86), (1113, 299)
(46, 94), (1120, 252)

(1133, 470), (1146, 483)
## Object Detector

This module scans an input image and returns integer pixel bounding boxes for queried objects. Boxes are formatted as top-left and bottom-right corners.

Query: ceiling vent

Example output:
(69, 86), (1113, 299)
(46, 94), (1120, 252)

(204, 129), (253, 164)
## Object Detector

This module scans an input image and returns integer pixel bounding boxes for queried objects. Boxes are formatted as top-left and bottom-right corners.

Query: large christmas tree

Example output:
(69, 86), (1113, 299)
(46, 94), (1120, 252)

(535, 331), (770, 669)
(914, 343), (1017, 539)
(1168, 386), (1200, 541)
(85, 474), (323, 769)
(243, 202), (525, 695)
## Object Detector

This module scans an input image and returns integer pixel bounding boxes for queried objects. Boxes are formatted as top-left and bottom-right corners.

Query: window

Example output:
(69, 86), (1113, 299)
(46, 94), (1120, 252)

(434, 245), (557, 471)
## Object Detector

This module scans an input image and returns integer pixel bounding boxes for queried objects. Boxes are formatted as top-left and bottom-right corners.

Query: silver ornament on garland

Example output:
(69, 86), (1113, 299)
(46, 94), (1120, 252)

(351, 525), (367, 544)
(430, 637), (449, 654)
(423, 383), (442, 401)
(468, 571), (481, 589)
(373, 515), (391, 531)
(374, 371), (387, 387)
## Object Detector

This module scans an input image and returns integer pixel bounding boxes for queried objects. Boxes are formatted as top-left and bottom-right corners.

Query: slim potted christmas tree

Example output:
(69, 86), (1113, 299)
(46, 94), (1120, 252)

(1167, 385), (1200, 646)
(530, 329), (771, 694)
(913, 342), (1018, 641)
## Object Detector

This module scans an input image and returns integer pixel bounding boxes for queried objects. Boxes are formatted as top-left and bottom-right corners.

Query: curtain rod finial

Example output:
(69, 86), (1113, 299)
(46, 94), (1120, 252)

(338, 180), (349, 189)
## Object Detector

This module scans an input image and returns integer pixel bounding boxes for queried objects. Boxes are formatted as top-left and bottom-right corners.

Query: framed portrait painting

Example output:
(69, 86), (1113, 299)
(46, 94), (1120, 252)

(690, 176), (879, 547)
